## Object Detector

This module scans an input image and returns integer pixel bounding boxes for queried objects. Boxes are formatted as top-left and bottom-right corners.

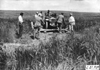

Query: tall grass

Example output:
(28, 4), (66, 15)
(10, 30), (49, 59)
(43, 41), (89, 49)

(0, 18), (32, 43)
(0, 13), (100, 70)
(1, 25), (100, 70)
(0, 46), (7, 70)
(0, 16), (99, 43)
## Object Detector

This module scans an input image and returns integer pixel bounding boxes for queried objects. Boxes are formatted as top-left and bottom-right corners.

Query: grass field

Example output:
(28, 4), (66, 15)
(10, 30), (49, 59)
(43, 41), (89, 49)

(0, 10), (100, 42)
(0, 10), (100, 70)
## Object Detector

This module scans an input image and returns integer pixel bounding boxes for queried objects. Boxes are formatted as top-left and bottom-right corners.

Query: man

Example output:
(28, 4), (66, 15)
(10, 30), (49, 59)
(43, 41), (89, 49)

(46, 10), (52, 17)
(34, 12), (43, 39)
(50, 13), (57, 27)
(57, 13), (64, 33)
(68, 13), (75, 32)
(38, 11), (45, 26)
(18, 12), (24, 38)
(38, 11), (43, 19)
(44, 10), (51, 29)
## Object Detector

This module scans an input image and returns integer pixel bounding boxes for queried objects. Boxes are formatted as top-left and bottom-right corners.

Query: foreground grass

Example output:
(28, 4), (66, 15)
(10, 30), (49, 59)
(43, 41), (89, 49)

(1, 25), (100, 70)
(0, 11), (100, 70)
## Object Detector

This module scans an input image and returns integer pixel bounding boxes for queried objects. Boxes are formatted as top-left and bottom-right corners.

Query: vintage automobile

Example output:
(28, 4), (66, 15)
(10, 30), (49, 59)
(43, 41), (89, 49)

(43, 13), (58, 29)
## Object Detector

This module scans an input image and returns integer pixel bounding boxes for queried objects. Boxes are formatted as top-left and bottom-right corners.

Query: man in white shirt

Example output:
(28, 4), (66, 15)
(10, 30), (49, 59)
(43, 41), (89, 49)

(68, 13), (75, 32)
(35, 12), (42, 27)
(18, 12), (24, 38)
(34, 12), (43, 39)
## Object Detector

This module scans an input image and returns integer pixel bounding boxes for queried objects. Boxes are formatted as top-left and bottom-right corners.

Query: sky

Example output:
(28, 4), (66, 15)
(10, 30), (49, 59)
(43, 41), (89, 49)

(0, 0), (100, 12)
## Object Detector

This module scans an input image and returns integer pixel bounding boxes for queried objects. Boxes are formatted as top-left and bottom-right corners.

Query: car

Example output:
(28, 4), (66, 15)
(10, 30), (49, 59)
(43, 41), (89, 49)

(43, 13), (58, 29)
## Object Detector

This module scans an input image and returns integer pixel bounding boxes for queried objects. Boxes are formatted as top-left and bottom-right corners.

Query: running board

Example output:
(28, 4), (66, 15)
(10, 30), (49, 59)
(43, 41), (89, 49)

(40, 29), (68, 32)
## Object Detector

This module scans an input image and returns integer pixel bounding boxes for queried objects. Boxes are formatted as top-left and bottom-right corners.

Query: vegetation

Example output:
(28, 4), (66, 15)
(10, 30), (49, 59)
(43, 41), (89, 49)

(0, 18), (31, 42)
(0, 12), (100, 42)
(1, 26), (100, 70)
(0, 11), (100, 70)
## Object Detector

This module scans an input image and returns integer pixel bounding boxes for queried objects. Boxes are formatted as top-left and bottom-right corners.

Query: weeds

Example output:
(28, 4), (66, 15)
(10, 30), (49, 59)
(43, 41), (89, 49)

(0, 18), (32, 43)
(0, 27), (100, 70)
(0, 12), (100, 70)
(0, 46), (7, 70)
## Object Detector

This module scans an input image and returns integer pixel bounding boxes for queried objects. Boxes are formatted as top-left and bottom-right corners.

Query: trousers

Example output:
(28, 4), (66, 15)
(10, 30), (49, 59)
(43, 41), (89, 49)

(18, 23), (23, 38)
(69, 22), (75, 31)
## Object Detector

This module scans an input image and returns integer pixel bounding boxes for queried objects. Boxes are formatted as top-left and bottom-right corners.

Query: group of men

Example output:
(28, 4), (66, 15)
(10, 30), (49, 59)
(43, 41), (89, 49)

(17, 10), (75, 39)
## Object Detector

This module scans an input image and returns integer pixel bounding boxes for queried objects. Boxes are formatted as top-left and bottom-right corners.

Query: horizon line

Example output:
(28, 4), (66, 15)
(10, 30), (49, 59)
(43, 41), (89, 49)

(0, 10), (100, 13)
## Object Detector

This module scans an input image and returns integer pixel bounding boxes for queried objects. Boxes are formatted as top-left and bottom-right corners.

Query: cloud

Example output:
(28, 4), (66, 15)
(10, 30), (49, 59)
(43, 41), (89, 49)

(70, 0), (84, 1)
(0, 0), (100, 12)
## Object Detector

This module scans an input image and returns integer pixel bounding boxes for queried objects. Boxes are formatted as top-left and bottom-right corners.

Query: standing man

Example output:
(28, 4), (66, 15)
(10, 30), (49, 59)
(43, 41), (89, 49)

(46, 10), (52, 17)
(57, 13), (64, 33)
(18, 12), (24, 38)
(38, 11), (45, 26)
(34, 12), (43, 39)
(45, 10), (51, 29)
(38, 11), (43, 19)
(68, 13), (75, 32)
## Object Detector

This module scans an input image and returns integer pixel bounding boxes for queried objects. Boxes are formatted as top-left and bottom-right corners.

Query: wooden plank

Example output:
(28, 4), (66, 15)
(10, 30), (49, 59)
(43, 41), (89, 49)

(40, 29), (57, 31)
(40, 29), (68, 32)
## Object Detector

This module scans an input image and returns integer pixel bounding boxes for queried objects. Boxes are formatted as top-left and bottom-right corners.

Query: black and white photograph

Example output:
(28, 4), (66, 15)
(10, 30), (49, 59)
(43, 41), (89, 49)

(0, 0), (100, 70)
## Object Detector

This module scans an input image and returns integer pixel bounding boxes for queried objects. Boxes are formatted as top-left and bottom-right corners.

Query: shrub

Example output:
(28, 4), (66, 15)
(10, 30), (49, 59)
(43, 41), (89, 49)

(0, 46), (7, 70)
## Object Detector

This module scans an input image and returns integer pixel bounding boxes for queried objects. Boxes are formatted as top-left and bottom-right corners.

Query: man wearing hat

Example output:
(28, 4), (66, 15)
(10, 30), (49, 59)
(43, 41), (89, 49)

(57, 13), (64, 33)
(68, 13), (75, 32)
(34, 12), (43, 39)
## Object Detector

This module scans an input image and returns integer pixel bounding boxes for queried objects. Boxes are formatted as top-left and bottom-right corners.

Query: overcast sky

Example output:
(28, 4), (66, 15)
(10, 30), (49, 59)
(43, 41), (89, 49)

(0, 0), (100, 12)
